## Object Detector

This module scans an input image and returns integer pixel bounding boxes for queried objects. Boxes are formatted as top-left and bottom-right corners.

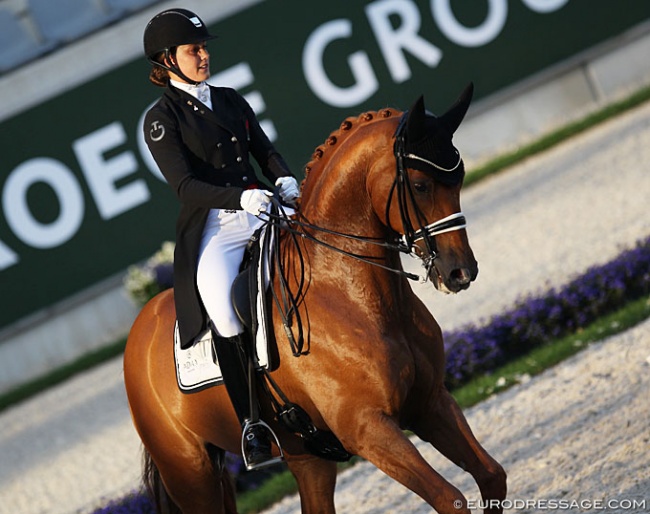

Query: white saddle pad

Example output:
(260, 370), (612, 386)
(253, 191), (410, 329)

(174, 323), (272, 393)
(174, 324), (221, 392)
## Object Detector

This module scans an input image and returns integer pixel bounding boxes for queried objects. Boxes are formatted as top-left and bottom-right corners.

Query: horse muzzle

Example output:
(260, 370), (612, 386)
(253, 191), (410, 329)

(430, 261), (478, 294)
(405, 212), (477, 293)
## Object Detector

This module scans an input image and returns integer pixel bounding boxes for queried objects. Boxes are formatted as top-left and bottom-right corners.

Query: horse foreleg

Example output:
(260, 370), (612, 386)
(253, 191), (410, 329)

(349, 412), (472, 514)
(286, 456), (338, 514)
(412, 387), (507, 514)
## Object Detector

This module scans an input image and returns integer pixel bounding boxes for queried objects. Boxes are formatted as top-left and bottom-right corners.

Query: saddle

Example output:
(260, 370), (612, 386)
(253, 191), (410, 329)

(177, 223), (352, 463)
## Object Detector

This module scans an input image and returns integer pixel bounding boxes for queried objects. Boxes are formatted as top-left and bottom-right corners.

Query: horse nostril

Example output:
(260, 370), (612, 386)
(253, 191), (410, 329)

(451, 268), (472, 285)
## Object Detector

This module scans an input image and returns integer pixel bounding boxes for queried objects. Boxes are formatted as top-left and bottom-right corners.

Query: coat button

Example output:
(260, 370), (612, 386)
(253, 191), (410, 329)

(242, 176), (249, 182)
(231, 136), (237, 143)
(217, 142), (222, 148)
(221, 164), (226, 169)
(236, 156), (242, 163)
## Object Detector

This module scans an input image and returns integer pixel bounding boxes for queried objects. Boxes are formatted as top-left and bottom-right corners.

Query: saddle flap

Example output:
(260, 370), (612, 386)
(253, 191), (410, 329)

(231, 225), (266, 330)
(231, 267), (253, 329)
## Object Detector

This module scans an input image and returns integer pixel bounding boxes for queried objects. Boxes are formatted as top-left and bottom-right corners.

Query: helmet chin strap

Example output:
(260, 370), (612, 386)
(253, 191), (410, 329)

(149, 48), (200, 86)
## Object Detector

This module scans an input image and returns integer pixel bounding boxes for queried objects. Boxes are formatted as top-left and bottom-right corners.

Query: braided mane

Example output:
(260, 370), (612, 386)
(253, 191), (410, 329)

(298, 108), (400, 206)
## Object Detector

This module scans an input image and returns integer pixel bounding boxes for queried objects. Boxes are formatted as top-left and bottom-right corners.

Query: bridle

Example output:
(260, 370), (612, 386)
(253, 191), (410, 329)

(261, 112), (470, 356)
(264, 112), (469, 283)
(388, 111), (467, 278)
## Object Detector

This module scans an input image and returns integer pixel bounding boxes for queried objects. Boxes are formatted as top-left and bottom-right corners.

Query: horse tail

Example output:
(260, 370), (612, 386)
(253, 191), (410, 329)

(222, 472), (238, 514)
(142, 444), (237, 514)
(207, 444), (238, 514)
(142, 447), (182, 514)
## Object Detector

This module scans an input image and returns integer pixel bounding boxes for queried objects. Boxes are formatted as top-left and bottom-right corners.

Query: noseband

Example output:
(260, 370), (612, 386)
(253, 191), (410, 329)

(264, 111), (469, 284)
(390, 112), (467, 276)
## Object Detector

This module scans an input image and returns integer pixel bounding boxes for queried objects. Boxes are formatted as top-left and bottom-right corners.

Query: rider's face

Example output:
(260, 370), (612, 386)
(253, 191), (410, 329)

(168, 41), (210, 83)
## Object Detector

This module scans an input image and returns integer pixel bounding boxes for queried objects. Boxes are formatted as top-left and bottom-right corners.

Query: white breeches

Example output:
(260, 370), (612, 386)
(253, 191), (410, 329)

(197, 209), (265, 338)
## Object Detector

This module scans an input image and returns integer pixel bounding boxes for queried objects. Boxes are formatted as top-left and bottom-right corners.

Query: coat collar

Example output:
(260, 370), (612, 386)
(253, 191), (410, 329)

(165, 84), (236, 133)
(170, 79), (211, 108)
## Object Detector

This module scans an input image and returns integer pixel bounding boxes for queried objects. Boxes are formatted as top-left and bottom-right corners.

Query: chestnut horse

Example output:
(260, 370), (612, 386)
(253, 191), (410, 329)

(124, 84), (506, 514)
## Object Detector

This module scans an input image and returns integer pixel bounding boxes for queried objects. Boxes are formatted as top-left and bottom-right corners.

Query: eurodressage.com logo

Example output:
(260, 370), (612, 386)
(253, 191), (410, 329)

(456, 497), (647, 511)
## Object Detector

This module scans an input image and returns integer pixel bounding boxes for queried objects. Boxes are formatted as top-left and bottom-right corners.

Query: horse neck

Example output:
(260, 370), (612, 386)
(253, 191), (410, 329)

(299, 112), (398, 241)
(294, 113), (410, 298)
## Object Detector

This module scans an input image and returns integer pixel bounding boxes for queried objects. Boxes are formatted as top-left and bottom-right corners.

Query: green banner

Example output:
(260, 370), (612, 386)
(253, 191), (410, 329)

(1, 0), (648, 329)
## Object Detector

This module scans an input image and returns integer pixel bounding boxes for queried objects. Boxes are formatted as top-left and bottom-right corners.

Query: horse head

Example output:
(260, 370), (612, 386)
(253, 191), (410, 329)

(369, 83), (478, 293)
(299, 84), (477, 292)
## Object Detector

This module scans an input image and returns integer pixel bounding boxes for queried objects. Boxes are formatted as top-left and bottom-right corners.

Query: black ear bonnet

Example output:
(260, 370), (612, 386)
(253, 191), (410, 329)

(395, 84), (474, 186)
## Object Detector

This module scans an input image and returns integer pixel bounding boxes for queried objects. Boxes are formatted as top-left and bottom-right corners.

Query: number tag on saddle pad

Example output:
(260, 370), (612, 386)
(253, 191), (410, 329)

(173, 322), (271, 393)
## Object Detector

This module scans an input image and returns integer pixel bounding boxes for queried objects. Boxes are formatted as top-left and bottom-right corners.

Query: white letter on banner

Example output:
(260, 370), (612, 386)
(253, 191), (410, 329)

(431, 0), (507, 47)
(74, 122), (150, 220)
(303, 19), (378, 107)
(367, 0), (442, 83)
(521, 0), (569, 13)
(0, 239), (19, 270)
(2, 158), (84, 248)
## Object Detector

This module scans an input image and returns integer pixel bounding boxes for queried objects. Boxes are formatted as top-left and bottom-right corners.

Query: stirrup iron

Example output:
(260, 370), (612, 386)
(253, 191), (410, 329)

(241, 419), (284, 471)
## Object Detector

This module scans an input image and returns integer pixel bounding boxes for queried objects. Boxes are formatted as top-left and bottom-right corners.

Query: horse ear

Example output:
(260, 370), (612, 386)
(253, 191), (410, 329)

(440, 82), (474, 135)
(405, 95), (426, 140)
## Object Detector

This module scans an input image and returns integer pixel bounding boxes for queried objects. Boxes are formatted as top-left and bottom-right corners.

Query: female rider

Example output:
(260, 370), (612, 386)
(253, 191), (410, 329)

(142, 8), (298, 469)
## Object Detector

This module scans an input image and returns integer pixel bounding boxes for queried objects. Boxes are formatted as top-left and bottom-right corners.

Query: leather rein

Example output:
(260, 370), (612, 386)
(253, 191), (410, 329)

(264, 111), (468, 283)
(260, 112), (468, 355)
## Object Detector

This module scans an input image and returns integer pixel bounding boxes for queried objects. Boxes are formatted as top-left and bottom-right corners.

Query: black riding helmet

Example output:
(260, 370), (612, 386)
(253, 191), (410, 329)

(143, 8), (217, 84)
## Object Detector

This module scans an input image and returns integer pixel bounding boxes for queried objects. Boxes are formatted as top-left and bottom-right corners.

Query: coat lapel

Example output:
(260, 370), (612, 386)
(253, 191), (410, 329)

(167, 85), (237, 134)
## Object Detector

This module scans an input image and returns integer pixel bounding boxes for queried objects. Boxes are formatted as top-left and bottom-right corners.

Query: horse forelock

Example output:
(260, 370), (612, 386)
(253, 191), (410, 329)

(298, 108), (401, 206)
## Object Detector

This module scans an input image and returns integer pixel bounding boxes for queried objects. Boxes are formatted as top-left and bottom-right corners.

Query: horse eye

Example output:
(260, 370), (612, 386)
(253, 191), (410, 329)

(413, 182), (428, 193)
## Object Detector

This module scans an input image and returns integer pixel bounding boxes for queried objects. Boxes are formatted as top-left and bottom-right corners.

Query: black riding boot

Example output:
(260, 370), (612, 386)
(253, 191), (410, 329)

(212, 331), (274, 469)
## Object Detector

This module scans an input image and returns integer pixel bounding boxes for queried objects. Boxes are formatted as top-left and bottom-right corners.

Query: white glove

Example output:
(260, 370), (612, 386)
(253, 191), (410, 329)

(275, 176), (299, 206)
(240, 189), (273, 216)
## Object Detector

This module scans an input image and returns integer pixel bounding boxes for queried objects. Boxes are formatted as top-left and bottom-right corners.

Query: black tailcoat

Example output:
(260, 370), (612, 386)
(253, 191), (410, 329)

(144, 85), (292, 346)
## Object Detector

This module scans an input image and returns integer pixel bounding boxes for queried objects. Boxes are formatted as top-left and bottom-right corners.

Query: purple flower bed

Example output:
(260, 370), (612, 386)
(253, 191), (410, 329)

(98, 236), (650, 513)
(91, 492), (154, 514)
(154, 262), (174, 290)
(444, 235), (650, 388)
